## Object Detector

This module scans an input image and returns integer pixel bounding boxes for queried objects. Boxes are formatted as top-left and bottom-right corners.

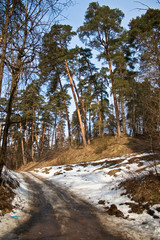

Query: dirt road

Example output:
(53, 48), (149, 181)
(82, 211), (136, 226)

(2, 173), (127, 240)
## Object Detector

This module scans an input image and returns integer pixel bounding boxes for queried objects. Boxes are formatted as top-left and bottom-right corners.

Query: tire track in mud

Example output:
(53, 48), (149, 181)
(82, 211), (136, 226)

(2, 172), (127, 240)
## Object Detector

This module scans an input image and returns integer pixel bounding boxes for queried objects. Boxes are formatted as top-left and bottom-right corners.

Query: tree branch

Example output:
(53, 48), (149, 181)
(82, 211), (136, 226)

(134, 1), (150, 10)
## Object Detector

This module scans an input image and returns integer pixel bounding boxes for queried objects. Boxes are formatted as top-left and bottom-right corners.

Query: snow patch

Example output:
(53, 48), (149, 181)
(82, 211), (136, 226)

(34, 153), (160, 239)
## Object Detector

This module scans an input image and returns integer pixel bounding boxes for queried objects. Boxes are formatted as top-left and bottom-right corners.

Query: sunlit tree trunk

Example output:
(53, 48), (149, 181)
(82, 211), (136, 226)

(58, 77), (72, 148)
(40, 122), (46, 154)
(19, 110), (27, 165)
(72, 72), (90, 142)
(87, 62), (103, 137)
(107, 50), (121, 137)
(54, 113), (57, 147)
(121, 97), (126, 135)
(33, 109), (38, 156)
(64, 59), (87, 147)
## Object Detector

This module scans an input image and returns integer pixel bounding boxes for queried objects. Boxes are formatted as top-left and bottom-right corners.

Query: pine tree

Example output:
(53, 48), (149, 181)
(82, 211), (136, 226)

(40, 24), (87, 147)
(128, 8), (160, 148)
(0, 0), (72, 178)
(128, 8), (160, 87)
(78, 2), (125, 137)
(19, 81), (44, 161)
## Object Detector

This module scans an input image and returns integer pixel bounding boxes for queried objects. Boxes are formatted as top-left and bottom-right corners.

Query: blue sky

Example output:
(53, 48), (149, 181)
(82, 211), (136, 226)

(62, 0), (159, 31)
(61, 0), (159, 54)
(60, 0), (159, 118)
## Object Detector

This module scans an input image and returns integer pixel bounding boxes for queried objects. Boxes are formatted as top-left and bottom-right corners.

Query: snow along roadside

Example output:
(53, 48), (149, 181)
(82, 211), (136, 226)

(0, 168), (33, 238)
(33, 153), (160, 240)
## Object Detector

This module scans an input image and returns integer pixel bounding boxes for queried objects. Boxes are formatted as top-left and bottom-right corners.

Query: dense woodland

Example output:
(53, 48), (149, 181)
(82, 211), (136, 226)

(0, 0), (159, 175)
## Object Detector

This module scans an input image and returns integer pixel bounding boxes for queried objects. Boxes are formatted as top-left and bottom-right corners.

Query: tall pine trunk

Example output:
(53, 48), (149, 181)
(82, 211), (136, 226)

(54, 113), (57, 147)
(121, 97), (126, 135)
(106, 45), (121, 137)
(40, 122), (46, 154)
(72, 74), (90, 142)
(64, 59), (87, 147)
(19, 110), (27, 165)
(58, 77), (72, 148)
(33, 109), (38, 156)
(88, 104), (92, 144)
(87, 62), (103, 137)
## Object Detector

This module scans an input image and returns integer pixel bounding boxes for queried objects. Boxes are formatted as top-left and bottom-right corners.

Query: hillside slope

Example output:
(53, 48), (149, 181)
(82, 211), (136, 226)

(19, 135), (156, 171)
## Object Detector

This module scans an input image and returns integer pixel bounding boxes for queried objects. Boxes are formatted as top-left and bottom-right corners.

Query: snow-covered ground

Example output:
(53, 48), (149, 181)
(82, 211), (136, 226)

(0, 153), (160, 239)
(33, 153), (160, 240)
(0, 167), (32, 238)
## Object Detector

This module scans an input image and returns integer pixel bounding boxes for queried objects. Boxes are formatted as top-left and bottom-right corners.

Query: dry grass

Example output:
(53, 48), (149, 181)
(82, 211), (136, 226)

(0, 171), (19, 215)
(0, 185), (15, 215)
(119, 172), (160, 206)
(19, 135), (152, 172)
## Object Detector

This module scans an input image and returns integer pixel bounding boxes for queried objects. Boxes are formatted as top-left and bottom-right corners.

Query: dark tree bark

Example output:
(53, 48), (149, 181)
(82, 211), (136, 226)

(0, 0), (17, 95)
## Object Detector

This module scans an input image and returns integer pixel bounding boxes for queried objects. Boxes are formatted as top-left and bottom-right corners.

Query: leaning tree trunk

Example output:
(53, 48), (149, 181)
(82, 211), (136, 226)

(59, 40), (87, 147)
(64, 59), (87, 147)
(72, 73), (90, 143)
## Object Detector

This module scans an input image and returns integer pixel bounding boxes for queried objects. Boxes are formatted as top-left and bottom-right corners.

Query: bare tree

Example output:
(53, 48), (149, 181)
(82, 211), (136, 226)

(0, 0), (72, 179)
(0, 0), (17, 95)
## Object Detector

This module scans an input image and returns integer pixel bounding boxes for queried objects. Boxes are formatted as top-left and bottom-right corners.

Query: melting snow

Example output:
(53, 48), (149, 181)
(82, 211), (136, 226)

(33, 153), (160, 239)
(0, 153), (160, 239)
(0, 167), (32, 238)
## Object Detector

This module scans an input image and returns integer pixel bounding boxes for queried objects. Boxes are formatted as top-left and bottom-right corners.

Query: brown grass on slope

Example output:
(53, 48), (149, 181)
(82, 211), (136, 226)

(19, 135), (152, 172)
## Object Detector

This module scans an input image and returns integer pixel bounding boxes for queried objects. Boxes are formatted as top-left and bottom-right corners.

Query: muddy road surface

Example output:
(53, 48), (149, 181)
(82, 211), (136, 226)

(2, 173), (127, 240)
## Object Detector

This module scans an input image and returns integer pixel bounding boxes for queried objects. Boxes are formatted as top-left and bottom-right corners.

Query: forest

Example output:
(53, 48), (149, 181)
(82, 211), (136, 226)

(0, 0), (159, 177)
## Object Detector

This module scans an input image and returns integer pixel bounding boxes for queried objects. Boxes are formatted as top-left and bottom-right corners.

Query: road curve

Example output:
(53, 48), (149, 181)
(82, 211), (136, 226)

(2, 172), (127, 240)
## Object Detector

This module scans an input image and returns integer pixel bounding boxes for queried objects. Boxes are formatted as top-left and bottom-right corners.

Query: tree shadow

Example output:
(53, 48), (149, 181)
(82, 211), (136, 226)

(1, 174), (127, 240)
